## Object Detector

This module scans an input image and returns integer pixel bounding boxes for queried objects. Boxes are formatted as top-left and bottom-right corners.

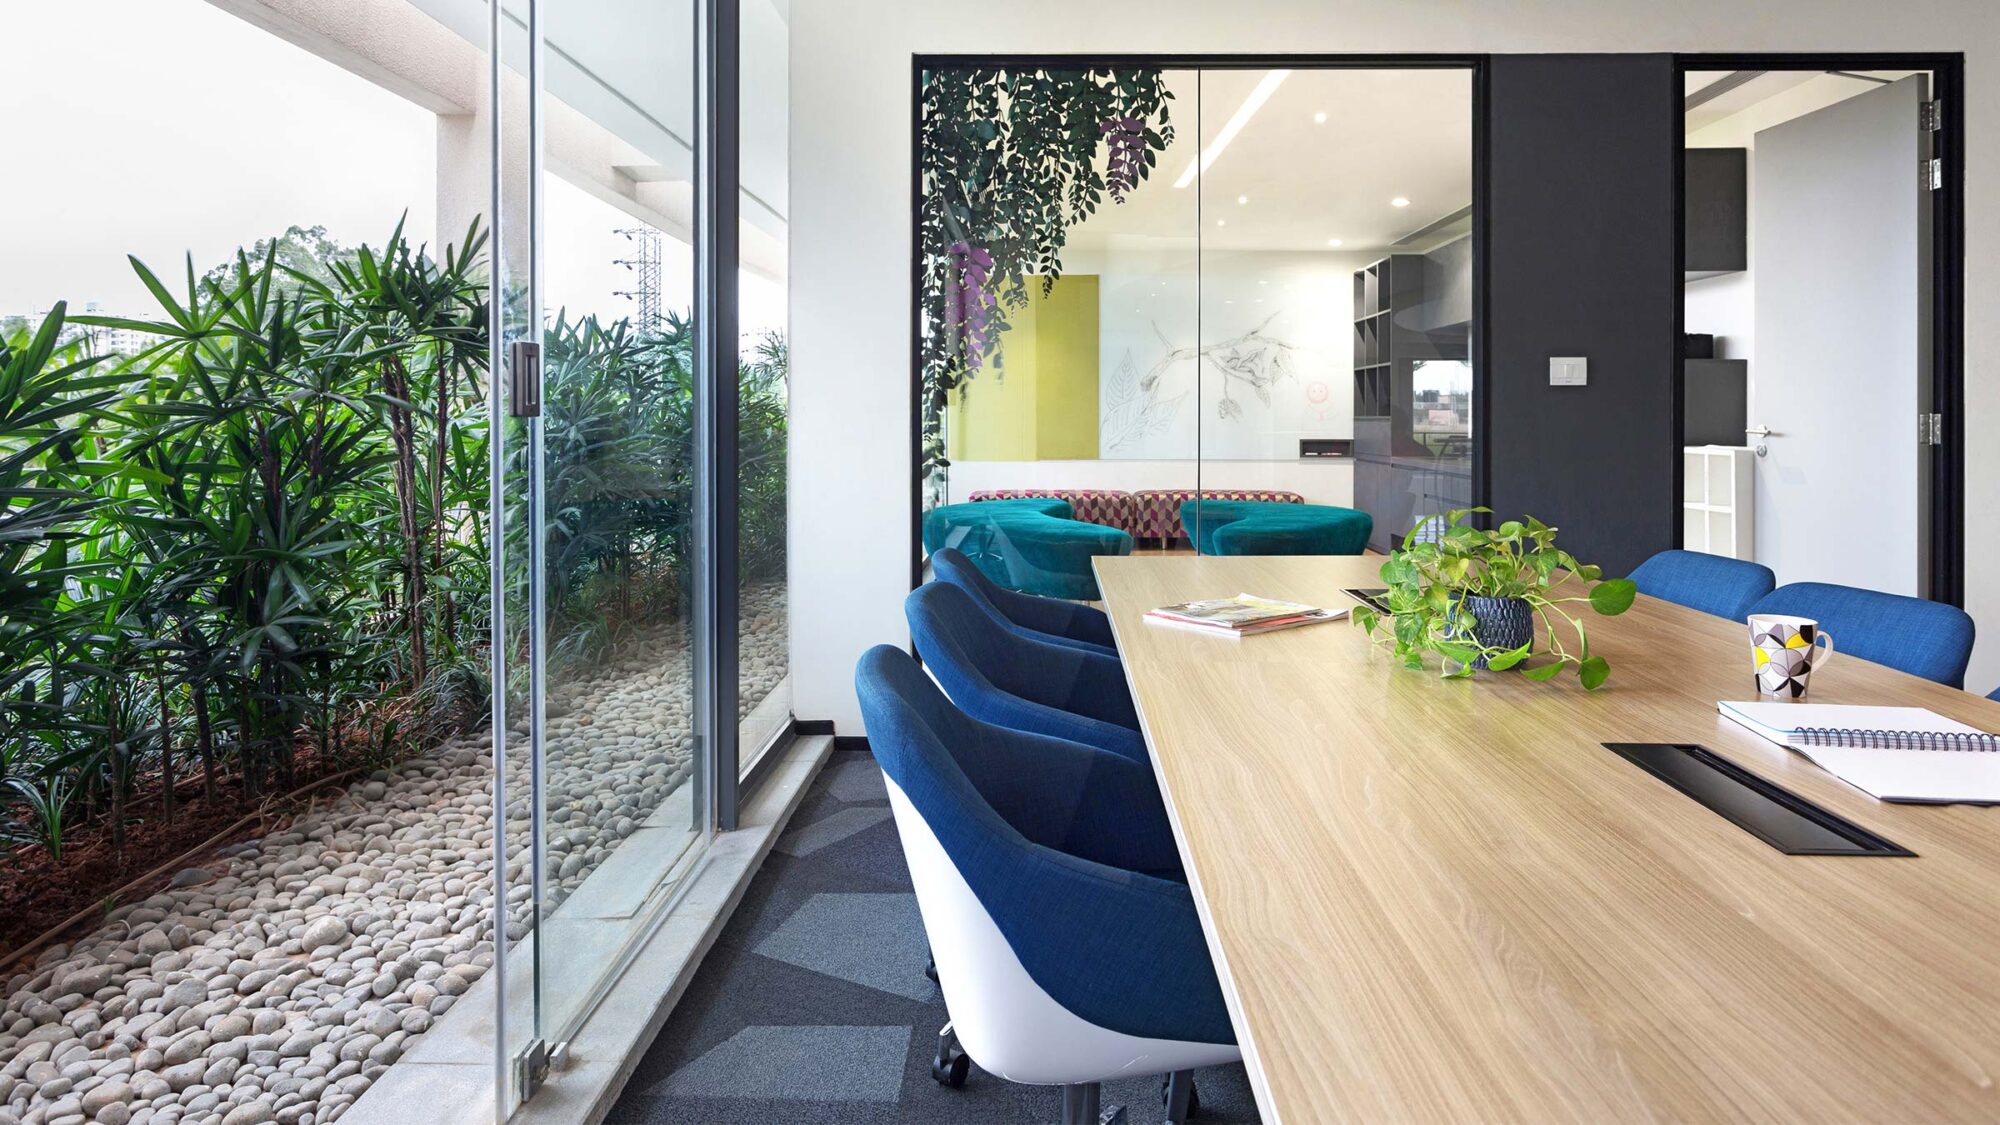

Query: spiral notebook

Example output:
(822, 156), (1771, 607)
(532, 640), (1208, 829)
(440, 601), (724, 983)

(1717, 701), (2000, 804)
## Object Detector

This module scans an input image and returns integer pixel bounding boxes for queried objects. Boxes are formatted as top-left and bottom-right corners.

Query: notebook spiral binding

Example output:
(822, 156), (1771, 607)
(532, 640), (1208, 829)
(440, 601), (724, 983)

(1796, 727), (2000, 751)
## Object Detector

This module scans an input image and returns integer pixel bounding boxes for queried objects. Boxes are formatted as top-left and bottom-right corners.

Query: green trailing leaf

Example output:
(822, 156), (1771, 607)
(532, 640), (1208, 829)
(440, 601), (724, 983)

(1578, 655), (1612, 691)
(1588, 577), (1637, 616)
(1520, 661), (1566, 683)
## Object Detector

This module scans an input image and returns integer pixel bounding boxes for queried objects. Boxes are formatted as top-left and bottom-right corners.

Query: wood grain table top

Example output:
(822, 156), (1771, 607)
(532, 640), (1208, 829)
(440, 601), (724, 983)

(1094, 553), (2000, 1125)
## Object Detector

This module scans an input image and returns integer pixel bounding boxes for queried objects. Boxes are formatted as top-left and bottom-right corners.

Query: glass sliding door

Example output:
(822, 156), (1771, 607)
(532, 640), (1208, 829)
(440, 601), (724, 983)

(492, 0), (708, 1113)
(1192, 66), (1474, 553)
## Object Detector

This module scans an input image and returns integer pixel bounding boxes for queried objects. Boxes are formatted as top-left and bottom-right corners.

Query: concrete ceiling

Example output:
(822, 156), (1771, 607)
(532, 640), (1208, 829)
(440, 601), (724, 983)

(1065, 67), (1473, 256)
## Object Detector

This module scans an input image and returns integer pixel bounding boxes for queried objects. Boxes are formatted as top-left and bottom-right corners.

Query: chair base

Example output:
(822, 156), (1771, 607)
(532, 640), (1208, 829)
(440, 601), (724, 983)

(1061, 1082), (1127, 1125)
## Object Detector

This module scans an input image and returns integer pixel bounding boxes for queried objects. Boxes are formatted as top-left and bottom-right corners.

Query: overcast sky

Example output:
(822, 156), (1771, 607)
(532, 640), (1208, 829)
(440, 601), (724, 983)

(0, 0), (788, 334)
(1, 0), (444, 316)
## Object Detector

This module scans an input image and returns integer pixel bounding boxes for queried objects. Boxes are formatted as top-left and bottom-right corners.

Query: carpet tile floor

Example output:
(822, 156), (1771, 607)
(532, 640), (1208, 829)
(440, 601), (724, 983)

(608, 748), (1262, 1124)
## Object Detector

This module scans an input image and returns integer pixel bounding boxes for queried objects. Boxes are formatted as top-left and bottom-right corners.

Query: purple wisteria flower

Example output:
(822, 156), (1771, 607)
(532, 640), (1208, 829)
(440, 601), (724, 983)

(946, 241), (997, 369)
(1099, 116), (1146, 204)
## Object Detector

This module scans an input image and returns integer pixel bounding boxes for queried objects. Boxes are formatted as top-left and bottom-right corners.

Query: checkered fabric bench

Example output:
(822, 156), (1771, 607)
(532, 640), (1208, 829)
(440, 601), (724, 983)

(966, 489), (1136, 536)
(1131, 489), (1305, 543)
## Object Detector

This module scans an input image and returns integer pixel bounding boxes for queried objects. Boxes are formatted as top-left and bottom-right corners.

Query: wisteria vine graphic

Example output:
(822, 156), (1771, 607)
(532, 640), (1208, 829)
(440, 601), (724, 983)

(1100, 116), (1147, 204)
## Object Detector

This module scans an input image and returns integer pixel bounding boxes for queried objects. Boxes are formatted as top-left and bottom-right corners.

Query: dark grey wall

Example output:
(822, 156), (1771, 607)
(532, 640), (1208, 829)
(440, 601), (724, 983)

(1486, 55), (1678, 576)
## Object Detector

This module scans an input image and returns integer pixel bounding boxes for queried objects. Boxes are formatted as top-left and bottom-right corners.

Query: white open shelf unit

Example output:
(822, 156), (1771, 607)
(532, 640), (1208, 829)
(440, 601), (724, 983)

(1683, 445), (1754, 560)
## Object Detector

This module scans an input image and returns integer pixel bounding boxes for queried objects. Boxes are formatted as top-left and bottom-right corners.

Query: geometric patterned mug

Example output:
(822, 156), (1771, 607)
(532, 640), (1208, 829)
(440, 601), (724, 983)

(1747, 613), (1837, 699)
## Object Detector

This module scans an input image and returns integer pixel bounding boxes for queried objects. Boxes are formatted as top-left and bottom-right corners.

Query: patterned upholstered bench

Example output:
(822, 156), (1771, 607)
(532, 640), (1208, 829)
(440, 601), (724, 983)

(967, 488), (1136, 536)
(1131, 489), (1305, 544)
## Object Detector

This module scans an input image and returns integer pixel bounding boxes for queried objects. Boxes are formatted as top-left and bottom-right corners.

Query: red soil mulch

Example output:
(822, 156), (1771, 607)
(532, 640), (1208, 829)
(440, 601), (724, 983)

(0, 757), (366, 968)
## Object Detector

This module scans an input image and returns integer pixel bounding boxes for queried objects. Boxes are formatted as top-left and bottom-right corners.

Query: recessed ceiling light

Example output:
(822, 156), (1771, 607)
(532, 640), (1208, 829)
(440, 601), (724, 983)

(1326, 238), (1343, 247)
(1236, 194), (1249, 205)
(1391, 197), (1411, 208)
(1216, 219), (1227, 227)
(1313, 111), (1327, 124)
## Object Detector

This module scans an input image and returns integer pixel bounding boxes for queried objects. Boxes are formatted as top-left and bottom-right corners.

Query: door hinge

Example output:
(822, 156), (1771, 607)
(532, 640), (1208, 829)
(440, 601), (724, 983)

(1922, 157), (1943, 192)
(1921, 98), (1943, 133)
(509, 340), (543, 417)
(1919, 412), (1944, 447)
(515, 1038), (553, 1100)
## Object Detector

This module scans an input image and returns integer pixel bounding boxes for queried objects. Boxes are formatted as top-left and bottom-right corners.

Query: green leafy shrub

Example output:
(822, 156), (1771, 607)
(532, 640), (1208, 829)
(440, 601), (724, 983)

(0, 219), (789, 862)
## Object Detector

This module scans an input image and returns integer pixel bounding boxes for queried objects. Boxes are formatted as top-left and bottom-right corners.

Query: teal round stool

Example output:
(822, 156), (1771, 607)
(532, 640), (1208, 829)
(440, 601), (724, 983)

(1180, 499), (1372, 556)
(923, 498), (1133, 599)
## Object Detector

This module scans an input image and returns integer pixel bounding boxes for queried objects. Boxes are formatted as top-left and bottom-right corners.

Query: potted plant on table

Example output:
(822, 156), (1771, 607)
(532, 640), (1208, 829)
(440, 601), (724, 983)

(1351, 508), (1638, 689)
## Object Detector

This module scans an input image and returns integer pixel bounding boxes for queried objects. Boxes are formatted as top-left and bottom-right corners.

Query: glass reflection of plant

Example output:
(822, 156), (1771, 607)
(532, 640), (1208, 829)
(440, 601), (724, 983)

(917, 66), (1176, 497)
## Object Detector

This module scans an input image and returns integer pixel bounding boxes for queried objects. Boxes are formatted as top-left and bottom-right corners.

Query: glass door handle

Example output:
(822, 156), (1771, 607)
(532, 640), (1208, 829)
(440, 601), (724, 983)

(510, 340), (543, 418)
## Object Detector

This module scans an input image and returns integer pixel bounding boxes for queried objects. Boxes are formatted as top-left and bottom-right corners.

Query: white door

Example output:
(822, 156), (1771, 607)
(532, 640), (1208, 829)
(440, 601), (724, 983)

(1751, 74), (1930, 596)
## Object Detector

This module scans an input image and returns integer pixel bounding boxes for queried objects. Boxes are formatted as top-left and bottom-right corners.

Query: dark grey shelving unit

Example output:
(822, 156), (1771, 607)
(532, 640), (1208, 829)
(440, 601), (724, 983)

(1353, 248), (1473, 553)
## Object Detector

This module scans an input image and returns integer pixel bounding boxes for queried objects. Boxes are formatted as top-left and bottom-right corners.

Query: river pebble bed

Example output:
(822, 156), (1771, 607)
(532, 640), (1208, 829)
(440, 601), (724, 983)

(0, 584), (787, 1125)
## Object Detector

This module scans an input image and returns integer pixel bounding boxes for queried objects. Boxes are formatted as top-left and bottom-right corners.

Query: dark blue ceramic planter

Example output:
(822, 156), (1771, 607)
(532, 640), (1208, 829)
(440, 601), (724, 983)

(1462, 594), (1534, 669)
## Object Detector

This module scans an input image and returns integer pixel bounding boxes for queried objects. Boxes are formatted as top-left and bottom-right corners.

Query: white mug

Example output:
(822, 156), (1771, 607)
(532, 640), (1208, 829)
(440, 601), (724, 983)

(1747, 613), (1836, 699)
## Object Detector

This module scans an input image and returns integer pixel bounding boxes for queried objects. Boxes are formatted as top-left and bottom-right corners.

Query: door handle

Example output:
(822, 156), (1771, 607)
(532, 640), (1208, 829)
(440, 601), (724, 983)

(1745, 424), (1775, 457)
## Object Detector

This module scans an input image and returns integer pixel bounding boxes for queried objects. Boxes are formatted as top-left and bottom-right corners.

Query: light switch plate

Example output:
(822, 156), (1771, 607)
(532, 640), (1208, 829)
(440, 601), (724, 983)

(1549, 356), (1588, 387)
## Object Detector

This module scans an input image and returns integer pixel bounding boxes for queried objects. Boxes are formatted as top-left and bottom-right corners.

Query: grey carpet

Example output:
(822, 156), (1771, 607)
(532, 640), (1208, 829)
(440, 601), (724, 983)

(607, 748), (1263, 1124)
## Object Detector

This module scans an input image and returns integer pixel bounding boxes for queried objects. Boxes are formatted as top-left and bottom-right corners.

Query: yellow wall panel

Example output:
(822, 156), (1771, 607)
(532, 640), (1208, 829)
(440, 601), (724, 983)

(946, 275), (1099, 462)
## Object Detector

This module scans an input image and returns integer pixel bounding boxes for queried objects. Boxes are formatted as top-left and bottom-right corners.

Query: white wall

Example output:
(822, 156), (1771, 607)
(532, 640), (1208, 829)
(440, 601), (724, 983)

(792, 0), (2000, 731)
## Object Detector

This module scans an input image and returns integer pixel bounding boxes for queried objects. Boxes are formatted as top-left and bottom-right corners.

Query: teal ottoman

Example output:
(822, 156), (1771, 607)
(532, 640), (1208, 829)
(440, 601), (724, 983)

(923, 498), (1133, 599)
(1181, 499), (1373, 556)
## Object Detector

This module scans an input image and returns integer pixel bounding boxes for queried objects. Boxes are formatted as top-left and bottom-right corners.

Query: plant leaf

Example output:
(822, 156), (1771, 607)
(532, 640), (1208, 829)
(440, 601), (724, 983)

(1588, 578), (1637, 616)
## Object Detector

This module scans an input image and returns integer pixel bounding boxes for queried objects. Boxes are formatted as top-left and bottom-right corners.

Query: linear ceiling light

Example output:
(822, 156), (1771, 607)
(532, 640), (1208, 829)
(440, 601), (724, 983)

(1174, 69), (1291, 188)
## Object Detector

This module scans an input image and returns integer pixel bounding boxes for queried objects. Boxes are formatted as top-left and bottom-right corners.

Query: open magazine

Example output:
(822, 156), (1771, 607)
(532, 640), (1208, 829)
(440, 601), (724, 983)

(1146, 593), (1343, 637)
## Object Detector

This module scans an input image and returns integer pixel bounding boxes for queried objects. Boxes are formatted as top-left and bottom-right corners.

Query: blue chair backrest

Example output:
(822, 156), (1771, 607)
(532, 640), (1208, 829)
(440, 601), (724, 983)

(932, 547), (1117, 656)
(905, 582), (1145, 761)
(1627, 550), (1775, 621)
(1749, 582), (1975, 688)
(855, 645), (1233, 1044)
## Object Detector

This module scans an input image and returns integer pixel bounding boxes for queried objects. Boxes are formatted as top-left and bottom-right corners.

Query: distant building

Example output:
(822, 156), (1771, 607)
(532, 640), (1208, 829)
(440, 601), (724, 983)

(3, 303), (167, 357)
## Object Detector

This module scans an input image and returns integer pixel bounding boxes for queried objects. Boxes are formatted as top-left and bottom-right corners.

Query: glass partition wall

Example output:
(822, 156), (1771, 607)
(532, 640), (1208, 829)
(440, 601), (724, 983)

(495, 0), (792, 1115)
(919, 62), (1475, 570)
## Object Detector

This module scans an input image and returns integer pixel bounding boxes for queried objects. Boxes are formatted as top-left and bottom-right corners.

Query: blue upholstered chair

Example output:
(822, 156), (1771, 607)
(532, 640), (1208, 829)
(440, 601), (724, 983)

(856, 645), (1237, 1124)
(1749, 582), (1976, 688)
(1627, 549), (1776, 621)
(932, 547), (1118, 658)
(907, 582), (1145, 764)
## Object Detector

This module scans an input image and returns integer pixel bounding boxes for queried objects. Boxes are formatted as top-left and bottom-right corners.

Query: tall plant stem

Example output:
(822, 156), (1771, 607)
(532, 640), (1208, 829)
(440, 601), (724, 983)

(107, 689), (126, 854)
(155, 670), (176, 821)
(382, 353), (426, 688)
(191, 679), (218, 803)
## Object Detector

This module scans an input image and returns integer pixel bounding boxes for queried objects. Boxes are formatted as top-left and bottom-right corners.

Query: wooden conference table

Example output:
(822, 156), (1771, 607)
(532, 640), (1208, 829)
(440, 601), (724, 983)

(1093, 553), (2000, 1125)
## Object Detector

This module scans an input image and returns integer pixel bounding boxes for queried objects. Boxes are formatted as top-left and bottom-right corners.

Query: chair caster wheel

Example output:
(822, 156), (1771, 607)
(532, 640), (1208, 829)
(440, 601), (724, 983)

(931, 1042), (970, 1087)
